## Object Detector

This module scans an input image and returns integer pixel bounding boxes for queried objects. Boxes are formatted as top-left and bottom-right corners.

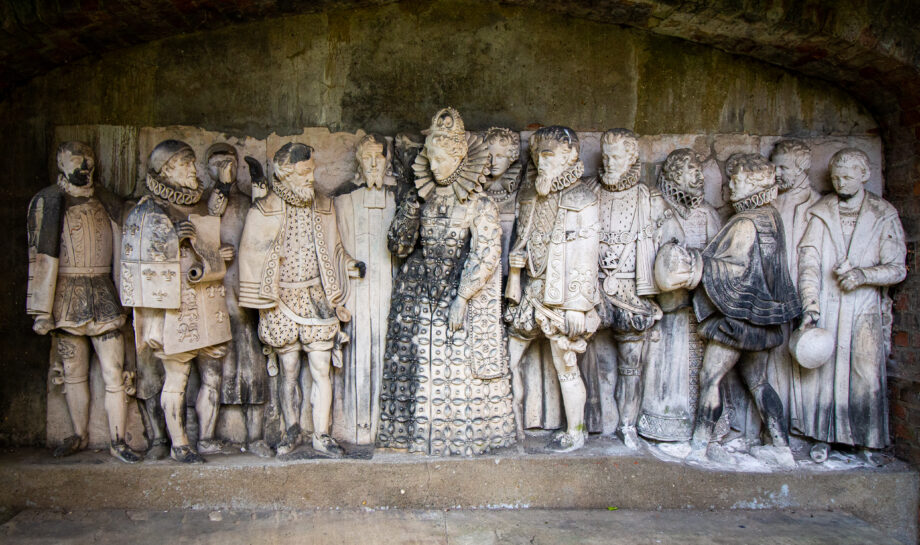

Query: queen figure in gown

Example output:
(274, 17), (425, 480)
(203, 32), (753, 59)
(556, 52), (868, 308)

(377, 108), (516, 456)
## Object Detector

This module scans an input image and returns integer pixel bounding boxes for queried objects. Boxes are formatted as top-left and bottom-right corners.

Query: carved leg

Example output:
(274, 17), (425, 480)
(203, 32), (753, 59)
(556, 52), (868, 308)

(546, 338), (586, 452)
(615, 338), (645, 450)
(507, 336), (532, 444)
(308, 349), (343, 458)
(739, 350), (789, 448)
(276, 348), (303, 455)
(195, 356), (223, 454)
(245, 403), (273, 458)
(138, 396), (169, 459)
(689, 342), (740, 460)
(91, 331), (139, 463)
(55, 333), (90, 456)
(160, 356), (202, 464)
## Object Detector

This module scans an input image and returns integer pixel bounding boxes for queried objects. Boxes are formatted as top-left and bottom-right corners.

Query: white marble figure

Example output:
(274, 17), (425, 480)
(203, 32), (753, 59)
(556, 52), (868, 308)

(796, 148), (906, 465)
(27, 142), (140, 463)
(238, 143), (363, 458)
(121, 139), (235, 463)
(681, 153), (801, 467)
(333, 134), (397, 445)
(482, 127), (523, 277)
(765, 139), (821, 439)
(639, 148), (721, 443)
(505, 126), (601, 452)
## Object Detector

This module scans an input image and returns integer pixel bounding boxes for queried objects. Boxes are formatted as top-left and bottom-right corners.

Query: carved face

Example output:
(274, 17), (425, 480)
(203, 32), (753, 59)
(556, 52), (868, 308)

(425, 135), (464, 183)
(533, 139), (578, 196)
(487, 139), (515, 179)
(601, 138), (639, 180)
(161, 149), (199, 190)
(59, 149), (95, 188)
(358, 141), (387, 190)
(729, 168), (772, 203)
(207, 153), (238, 185)
(772, 153), (803, 191)
(283, 157), (316, 203)
(831, 162), (868, 200)
(675, 159), (704, 196)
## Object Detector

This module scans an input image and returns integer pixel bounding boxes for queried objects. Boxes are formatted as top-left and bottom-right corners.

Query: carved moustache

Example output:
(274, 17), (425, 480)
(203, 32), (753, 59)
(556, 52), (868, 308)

(67, 159), (92, 187)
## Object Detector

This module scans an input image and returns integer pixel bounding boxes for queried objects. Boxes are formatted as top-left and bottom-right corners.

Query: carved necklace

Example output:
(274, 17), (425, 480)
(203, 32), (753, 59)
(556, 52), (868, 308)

(271, 176), (312, 207)
(146, 174), (203, 206)
(732, 185), (778, 213)
(57, 175), (94, 199)
(599, 162), (641, 192)
(485, 162), (522, 198)
(659, 178), (703, 218)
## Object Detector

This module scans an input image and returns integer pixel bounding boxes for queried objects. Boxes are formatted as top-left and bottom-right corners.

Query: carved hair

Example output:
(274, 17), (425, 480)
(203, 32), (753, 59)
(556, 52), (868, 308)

(485, 127), (521, 162)
(530, 125), (579, 151)
(771, 139), (811, 172)
(148, 139), (194, 176)
(272, 142), (314, 180)
(829, 147), (870, 178)
(659, 148), (700, 188)
(601, 128), (638, 149)
(56, 141), (94, 172)
(356, 133), (388, 159)
(725, 153), (774, 181)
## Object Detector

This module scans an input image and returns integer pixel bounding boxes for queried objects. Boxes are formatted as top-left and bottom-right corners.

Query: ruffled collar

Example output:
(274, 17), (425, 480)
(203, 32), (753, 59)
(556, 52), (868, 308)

(413, 133), (490, 203)
(548, 161), (584, 192)
(732, 185), (777, 213)
(272, 175), (312, 207)
(599, 161), (640, 192)
(485, 161), (522, 198)
(659, 178), (703, 218)
(146, 174), (203, 206)
(57, 175), (94, 199)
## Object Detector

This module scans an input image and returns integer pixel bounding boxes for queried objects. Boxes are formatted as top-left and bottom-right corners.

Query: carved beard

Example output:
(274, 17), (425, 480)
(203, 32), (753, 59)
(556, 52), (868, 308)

(776, 174), (797, 191)
(58, 171), (94, 198)
(288, 180), (314, 204)
(68, 168), (92, 187)
(362, 167), (385, 190)
(535, 172), (554, 196)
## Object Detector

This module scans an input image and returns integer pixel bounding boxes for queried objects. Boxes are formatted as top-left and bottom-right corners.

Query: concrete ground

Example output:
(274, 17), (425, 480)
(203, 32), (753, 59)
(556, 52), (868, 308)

(0, 508), (903, 544)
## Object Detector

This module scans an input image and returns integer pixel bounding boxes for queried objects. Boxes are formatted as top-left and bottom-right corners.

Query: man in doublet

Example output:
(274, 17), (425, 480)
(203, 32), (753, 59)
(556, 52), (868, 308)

(332, 134), (398, 445)
(27, 141), (139, 463)
(121, 139), (235, 463)
(377, 107), (515, 456)
(639, 148), (721, 443)
(796, 148), (906, 464)
(682, 153), (801, 465)
(239, 142), (362, 458)
(505, 125), (600, 453)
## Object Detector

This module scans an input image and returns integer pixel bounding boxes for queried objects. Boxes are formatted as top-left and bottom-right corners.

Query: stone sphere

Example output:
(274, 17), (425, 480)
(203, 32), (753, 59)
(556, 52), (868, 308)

(790, 327), (835, 369)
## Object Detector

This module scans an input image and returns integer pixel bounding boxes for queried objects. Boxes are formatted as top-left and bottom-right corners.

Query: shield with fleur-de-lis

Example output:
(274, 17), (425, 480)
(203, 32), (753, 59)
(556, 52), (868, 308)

(120, 197), (181, 309)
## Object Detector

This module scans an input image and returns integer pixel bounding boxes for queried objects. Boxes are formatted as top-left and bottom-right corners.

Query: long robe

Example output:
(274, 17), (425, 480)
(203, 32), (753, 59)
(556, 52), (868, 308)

(794, 192), (906, 448)
(333, 185), (397, 445)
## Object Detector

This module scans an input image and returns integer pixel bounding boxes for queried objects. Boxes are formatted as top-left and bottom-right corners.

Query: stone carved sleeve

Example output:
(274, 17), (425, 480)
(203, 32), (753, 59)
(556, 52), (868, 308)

(862, 215), (907, 286)
(457, 196), (502, 301)
(387, 189), (421, 259)
(797, 217), (824, 316)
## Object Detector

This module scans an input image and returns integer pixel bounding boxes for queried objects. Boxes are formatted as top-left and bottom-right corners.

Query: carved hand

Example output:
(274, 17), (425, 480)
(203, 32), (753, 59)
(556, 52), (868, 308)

(33, 315), (53, 336)
(244, 156), (264, 183)
(838, 268), (867, 292)
(347, 260), (367, 279)
(448, 295), (468, 332)
(219, 244), (236, 262)
(508, 251), (526, 270)
(176, 220), (197, 242)
(565, 310), (586, 338)
(218, 159), (235, 185)
(799, 310), (820, 331)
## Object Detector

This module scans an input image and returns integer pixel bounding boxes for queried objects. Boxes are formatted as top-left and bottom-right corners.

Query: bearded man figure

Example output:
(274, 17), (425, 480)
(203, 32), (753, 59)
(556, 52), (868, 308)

(27, 141), (139, 463)
(378, 108), (515, 456)
(122, 139), (235, 463)
(239, 143), (363, 458)
(505, 126), (600, 453)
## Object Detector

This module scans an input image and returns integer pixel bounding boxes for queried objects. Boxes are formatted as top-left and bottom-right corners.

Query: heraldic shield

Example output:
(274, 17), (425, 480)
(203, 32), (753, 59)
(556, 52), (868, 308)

(120, 196), (181, 309)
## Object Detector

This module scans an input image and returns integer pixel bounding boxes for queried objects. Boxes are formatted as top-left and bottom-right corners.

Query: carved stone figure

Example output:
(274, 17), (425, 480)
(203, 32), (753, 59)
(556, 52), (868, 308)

(795, 148), (906, 464)
(505, 126), (600, 452)
(682, 153), (802, 465)
(377, 108), (515, 456)
(483, 127), (523, 277)
(766, 140), (821, 436)
(238, 143), (362, 458)
(27, 141), (139, 463)
(121, 139), (234, 463)
(586, 129), (680, 449)
(188, 144), (272, 457)
(639, 148), (721, 443)
(333, 134), (398, 445)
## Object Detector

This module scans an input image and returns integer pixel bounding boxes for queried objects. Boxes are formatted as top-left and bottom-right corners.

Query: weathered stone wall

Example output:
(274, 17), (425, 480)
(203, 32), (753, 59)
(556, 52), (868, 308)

(0, 1), (882, 446)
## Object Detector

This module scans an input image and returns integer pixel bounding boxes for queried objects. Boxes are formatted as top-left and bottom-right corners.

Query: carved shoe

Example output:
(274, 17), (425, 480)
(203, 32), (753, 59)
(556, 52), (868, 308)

(312, 433), (345, 458)
(146, 438), (170, 461)
(275, 424), (302, 456)
(246, 439), (274, 459)
(545, 430), (585, 453)
(197, 439), (230, 455)
(109, 440), (141, 464)
(618, 426), (641, 451)
(52, 434), (88, 458)
(170, 445), (206, 464)
(809, 442), (830, 464)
